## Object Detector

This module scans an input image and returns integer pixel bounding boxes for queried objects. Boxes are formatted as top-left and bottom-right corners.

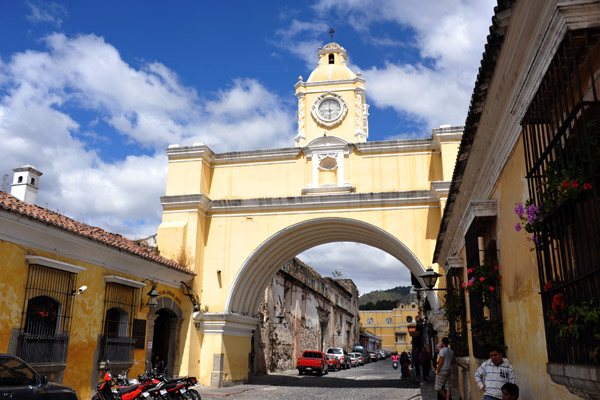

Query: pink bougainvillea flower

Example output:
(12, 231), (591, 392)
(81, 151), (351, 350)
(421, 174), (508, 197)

(543, 281), (553, 292)
(583, 182), (593, 190)
(489, 286), (495, 291)
(571, 182), (579, 188)
(479, 277), (485, 282)
(498, 275), (502, 280)
(461, 282), (466, 288)
(467, 281), (473, 286)
(514, 203), (525, 219)
(494, 265), (499, 271)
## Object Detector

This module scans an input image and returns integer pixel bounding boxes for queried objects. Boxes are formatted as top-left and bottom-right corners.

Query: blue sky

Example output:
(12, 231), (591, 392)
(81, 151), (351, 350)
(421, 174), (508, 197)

(0, 0), (496, 293)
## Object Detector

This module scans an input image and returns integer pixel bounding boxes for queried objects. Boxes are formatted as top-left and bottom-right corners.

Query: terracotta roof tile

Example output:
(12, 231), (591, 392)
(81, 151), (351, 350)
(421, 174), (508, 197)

(0, 191), (193, 275)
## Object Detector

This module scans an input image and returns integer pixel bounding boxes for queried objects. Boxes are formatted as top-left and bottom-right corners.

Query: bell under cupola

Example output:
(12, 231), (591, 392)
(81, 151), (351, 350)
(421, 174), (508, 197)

(294, 40), (369, 147)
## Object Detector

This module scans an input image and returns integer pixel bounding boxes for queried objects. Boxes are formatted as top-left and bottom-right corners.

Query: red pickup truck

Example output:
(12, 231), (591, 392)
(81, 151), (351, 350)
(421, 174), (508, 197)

(297, 350), (328, 376)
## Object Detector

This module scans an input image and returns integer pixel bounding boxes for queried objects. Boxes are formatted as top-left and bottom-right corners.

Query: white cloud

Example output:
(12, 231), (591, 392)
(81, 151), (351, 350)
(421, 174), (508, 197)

(297, 242), (412, 294)
(0, 33), (295, 238)
(273, 20), (329, 68)
(25, 1), (67, 27)
(362, 62), (469, 127)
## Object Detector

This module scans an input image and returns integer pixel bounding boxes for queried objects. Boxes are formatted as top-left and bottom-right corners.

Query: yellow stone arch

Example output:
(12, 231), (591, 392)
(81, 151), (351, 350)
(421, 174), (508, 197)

(226, 217), (439, 316)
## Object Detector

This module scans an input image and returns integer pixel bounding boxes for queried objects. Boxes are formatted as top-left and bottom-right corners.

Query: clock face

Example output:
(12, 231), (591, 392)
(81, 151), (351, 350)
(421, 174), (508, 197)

(317, 98), (342, 121)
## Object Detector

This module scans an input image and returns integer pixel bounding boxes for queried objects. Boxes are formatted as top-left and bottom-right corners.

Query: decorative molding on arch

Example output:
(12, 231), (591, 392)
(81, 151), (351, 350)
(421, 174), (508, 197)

(150, 296), (183, 319)
(193, 313), (258, 337)
(225, 217), (438, 316)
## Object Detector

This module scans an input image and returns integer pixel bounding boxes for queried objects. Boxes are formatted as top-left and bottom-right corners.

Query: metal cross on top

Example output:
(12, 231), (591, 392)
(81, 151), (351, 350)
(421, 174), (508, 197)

(329, 28), (335, 41)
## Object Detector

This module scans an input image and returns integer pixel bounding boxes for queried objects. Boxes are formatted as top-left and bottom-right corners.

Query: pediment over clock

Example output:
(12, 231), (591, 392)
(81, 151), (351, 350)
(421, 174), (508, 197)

(304, 136), (353, 160)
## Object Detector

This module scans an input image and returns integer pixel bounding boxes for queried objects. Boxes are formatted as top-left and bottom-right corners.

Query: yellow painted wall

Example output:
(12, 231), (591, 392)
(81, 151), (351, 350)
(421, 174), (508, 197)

(0, 239), (188, 400)
(360, 304), (419, 353)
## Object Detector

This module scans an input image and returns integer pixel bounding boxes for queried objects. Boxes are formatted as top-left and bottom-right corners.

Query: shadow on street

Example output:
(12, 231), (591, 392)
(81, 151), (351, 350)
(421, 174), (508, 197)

(247, 373), (420, 389)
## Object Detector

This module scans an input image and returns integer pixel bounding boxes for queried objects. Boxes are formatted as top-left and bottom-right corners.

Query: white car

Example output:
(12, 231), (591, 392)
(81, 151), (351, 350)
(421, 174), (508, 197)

(351, 352), (364, 366)
(348, 353), (358, 367)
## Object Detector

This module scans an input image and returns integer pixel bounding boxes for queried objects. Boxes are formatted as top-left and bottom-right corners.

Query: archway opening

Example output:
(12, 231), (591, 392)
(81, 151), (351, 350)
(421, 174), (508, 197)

(151, 308), (177, 375)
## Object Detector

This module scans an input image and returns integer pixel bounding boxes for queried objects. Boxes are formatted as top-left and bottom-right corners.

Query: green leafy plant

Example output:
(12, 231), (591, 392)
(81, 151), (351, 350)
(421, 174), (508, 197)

(470, 318), (505, 353)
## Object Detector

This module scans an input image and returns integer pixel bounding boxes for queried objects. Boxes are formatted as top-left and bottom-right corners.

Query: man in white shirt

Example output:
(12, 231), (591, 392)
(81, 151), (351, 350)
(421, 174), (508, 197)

(475, 346), (516, 400)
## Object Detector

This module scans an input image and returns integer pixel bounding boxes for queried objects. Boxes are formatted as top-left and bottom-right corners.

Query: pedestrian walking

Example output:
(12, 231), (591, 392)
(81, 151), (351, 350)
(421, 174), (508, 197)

(434, 337), (455, 400)
(421, 344), (432, 382)
(413, 347), (422, 380)
(475, 345), (515, 400)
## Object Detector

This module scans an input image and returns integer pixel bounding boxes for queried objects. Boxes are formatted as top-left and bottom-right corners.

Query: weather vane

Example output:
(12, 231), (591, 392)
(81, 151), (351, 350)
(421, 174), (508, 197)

(329, 28), (335, 41)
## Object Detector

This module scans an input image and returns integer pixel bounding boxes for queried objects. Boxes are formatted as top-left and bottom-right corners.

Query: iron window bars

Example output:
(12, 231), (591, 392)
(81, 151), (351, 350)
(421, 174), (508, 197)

(522, 29), (600, 366)
(100, 282), (138, 363)
(19, 264), (76, 365)
(465, 218), (503, 359)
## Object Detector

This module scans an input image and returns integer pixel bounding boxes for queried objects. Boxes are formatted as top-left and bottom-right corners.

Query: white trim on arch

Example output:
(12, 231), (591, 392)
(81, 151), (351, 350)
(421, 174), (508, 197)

(224, 217), (439, 316)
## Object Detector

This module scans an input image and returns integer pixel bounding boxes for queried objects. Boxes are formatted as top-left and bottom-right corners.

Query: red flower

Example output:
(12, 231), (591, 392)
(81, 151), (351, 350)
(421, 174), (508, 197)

(494, 265), (499, 271)
(567, 317), (574, 326)
(461, 282), (466, 288)
(571, 182), (579, 188)
(467, 268), (474, 274)
(562, 181), (570, 187)
(489, 286), (495, 291)
(467, 281), (473, 286)
(543, 281), (553, 292)
(479, 277), (485, 282)
(549, 314), (557, 321)
(584, 182), (593, 190)
(498, 275), (502, 280)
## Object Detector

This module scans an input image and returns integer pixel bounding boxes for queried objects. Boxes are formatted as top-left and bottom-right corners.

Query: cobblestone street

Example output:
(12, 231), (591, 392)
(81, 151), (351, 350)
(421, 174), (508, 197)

(196, 359), (457, 400)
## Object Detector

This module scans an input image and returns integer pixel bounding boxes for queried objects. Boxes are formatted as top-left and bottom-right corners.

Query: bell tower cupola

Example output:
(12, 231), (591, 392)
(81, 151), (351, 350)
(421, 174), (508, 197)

(294, 40), (369, 147)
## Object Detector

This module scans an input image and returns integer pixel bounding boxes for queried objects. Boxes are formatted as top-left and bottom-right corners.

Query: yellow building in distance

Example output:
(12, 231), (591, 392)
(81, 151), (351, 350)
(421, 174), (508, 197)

(359, 294), (419, 354)
(157, 41), (460, 386)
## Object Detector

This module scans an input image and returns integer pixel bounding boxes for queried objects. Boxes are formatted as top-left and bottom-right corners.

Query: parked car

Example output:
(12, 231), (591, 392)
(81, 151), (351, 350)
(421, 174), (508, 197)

(326, 354), (341, 371)
(326, 347), (351, 369)
(369, 352), (378, 362)
(352, 352), (364, 366)
(0, 354), (78, 399)
(297, 350), (328, 376)
(376, 349), (385, 359)
(348, 353), (358, 367)
(352, 345), (370, 363)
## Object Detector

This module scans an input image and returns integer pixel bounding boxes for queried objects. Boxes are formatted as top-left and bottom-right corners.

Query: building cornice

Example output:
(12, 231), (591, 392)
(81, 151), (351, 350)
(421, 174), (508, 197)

(356, 138), (435, 154)
(295, 77), (365, 89)
(161, 190), (439, 215)
(167, 144), (301, 165)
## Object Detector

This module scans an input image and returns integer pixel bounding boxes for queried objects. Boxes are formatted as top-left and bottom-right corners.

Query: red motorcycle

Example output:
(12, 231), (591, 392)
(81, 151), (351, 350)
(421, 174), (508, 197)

(93, 367), (165, 400)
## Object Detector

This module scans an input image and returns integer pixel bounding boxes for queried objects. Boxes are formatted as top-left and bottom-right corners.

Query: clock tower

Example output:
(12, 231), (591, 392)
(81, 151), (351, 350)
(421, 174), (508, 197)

(294, 42), (369, 147)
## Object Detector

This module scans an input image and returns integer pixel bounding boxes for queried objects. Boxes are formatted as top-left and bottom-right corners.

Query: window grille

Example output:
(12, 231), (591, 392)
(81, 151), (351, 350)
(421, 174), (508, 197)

(19, 264), (76, 364)
(465, 218), (503, 359)
(100, 282), (138, 363)
(521, 28), (600, 366)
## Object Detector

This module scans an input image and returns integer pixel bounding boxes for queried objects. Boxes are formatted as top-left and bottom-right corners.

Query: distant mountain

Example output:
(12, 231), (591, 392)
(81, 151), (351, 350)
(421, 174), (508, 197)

(358, 286), (412, 310)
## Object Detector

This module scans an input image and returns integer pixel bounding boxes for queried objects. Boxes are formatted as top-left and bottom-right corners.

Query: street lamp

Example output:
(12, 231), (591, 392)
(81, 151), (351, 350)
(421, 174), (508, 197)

(142, 280), (160, 309)
(418, 266), (443, 290)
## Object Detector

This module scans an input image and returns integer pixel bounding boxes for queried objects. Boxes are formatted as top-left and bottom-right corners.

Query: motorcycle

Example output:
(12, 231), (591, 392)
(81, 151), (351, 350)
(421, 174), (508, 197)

(92, 362), (166, 400)
(392, 360), (399, 369)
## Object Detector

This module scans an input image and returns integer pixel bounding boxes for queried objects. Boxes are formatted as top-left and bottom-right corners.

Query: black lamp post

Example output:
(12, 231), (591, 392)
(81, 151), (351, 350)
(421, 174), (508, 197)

(419, 266), (443, 290)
